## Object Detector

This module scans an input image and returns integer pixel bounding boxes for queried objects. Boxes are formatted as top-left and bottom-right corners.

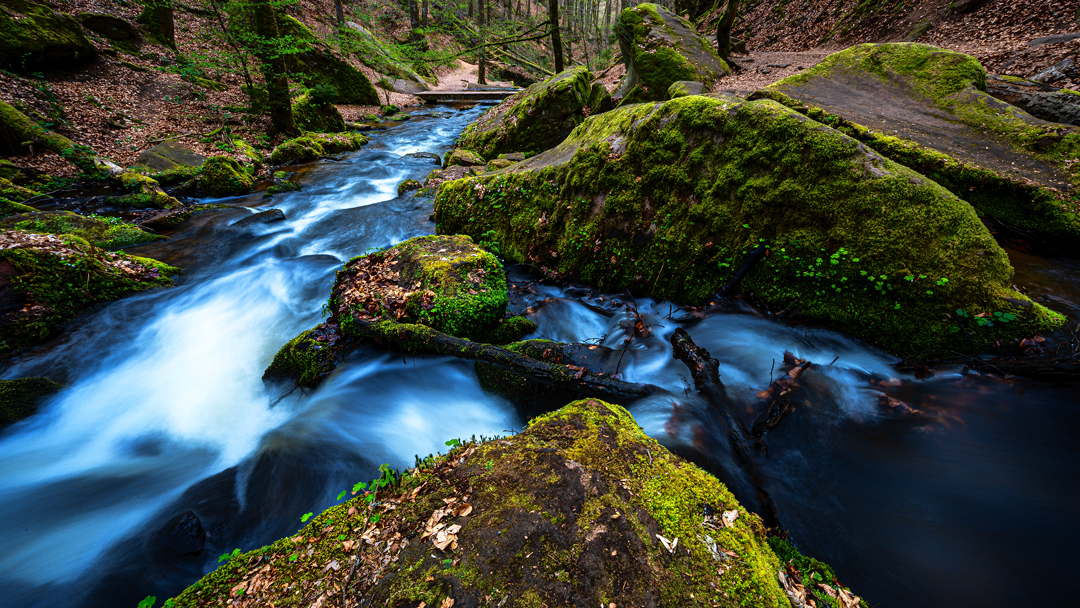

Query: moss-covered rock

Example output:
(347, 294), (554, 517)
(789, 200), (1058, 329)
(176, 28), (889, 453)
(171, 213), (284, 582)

(0, 231), (178, 353)
(0, 177), (38, 202)
(232, 138), (265, 169)
(262, 322), (352, 387)
(292, 89), (347, 133)
(444, 148), (486, 168)
(267, 131), (368, 165)
(0, 99), (98, 172)
(615, 3), (729, 104)
(341, 20), (432, 87)
(0, 210), (161, 248)
(0, 376), (61, 426)
(0, 0), (96, 72)
(0, 196), (36, 217)
(760, 43), (1080, 248)
(434, 94), (1065, 356)
(170, 399), (859, 607)
(397, 178), (422, 195)
(133, 140), (207, 173)
(108, 170), (182, 208)
(456, 66), (610, 158)
(487, 158), (514, 170)
(198, 156), (255, 198)
(276, 14), (379, 105)
(78, 11), (139, 53)
(668, 80), (705, 98)
(331, 235), (508, 339)
(135, 0), (174, 48)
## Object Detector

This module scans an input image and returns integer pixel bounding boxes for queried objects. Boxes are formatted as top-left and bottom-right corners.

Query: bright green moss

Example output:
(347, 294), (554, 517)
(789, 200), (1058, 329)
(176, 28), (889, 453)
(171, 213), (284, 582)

(434, 95), (1065, 356)
(268, 131), (368, 165)
(0, 196), (36, 217)
(149, 165), (200, 186)
(199, 156), (255, 197)
(0, 210), (162, 248)
(397, 179), (422, 195)
(0, 177), (39, 202)
(292, 90), (347, 133)
(263, 328), (339, 387)
(276, 14), (380, 105)
(0, 0), (96, 72)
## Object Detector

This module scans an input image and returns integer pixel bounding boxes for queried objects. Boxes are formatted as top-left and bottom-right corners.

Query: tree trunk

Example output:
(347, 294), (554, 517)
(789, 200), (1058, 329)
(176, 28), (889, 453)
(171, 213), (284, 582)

(478, 0), (487, 84)
(422, 0), (428, 27)
(251, 1), (297, 136)
(716, 0), (738, 63)
(549, 0), (563, 72)
(334, 0), (344, 27)
(408, 0), (424, 49)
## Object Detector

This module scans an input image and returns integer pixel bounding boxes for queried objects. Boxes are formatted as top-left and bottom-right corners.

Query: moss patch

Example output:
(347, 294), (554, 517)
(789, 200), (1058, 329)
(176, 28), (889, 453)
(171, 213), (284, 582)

(198, 156), (255, 198)
(292, 90), (347, 133)
(276, 14), (380, 105)
(268, 131), (368, 166)
(0, 0), (96, 72)
(0, 376), (61, 426)
(0, 210), (162, 249)
(433, 95), (1065, 357)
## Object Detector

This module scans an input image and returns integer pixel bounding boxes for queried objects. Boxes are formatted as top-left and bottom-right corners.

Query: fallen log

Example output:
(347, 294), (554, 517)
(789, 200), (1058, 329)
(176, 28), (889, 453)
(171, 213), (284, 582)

(670, 328), (750, 454)
(751, 352), (812, 439)
(345, 316), (659, 402)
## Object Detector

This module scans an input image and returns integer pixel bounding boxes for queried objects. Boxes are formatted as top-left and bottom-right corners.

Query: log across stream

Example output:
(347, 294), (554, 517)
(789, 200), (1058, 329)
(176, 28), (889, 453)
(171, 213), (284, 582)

(0, 106), (1078, 608)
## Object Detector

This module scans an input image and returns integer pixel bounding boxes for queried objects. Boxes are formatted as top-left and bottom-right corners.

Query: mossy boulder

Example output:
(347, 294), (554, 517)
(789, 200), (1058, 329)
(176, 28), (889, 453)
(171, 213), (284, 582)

(78, 12), (140, 51)
(133, 140), (207, 173)
(331, 235), (508, 339)
(0, 377), (60, 426)
(0, 0), (96, 72)
(109, 171), (182, 208)
(0, 210), (161, 248)
(456, 66), (611, 158)
(668, 80), (705, 98)
(268, 131), (368, 165)
(434, 94), (1065, 356)
(0, 196), (36, 217)
(487, 158), (514, 170)
(758, 43), (1080, 248)
(0, 231), (178, 353)
(292, 89), (347, 133)
(136, 0), (175, 48)
(232, 138), (265, 169)
(615, 3), (729, 104)
(262, 322), (352, 388)
(169, 399), (858, 607)
(276, 14), (380, 105)
(444, 148), (486, 168)
(0, 177), (38, 202)
(397, 178), (422, 195)
(198, 156), (255, 198)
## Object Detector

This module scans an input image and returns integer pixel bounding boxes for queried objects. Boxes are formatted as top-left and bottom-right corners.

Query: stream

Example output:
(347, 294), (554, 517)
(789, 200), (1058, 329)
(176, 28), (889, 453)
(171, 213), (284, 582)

(1, 105), (1078, 608)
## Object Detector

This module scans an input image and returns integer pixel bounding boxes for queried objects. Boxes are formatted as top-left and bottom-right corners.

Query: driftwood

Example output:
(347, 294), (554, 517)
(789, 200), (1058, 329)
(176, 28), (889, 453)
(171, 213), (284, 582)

(751, 352), (812, 439)
(670, 328), (750, 455)
(346, 315), (659, 402)
(717, 242), (769, 298)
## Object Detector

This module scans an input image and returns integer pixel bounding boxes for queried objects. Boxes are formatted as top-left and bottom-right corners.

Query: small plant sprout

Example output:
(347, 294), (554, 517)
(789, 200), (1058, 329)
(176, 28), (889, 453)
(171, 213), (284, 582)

(336, 490), (348, 501)
(217, 548), (241, 564)
(300, 512), (313, 523)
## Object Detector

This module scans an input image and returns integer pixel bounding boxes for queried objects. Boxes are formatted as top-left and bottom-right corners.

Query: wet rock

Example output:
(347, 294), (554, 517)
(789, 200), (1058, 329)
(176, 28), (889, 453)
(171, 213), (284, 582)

(153, 511), (206, 558)
(615, 3), (730, 103)
(456, 66), (610, 158)
(232, 208), (285, 229)
(268, 132), (368, 166)
(108, 171), (183, 209)
(433, 93), (1065, 355)
(1031, 57), (1079, 84)
(756, 42), (1080, 248)
(667, 80), (704, 98)
(198, 156), (255, 198)
(403, 151), (441, 164)
(134, 141), (207, 173)
(0, 0), (96, 72)
(135, 207), (193, 231)
(423, 165), (482, 188)
(0, 377), (61, 426)
(397, 179), (422, 195)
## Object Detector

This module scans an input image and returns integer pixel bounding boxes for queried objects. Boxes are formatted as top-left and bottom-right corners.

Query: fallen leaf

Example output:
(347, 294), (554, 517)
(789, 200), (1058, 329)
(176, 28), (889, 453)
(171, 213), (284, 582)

(440, 598), (455, 608)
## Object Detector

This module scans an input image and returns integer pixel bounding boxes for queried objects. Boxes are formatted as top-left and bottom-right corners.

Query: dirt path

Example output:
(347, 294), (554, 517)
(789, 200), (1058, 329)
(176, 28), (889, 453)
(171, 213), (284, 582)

(711, 51), (831, 95)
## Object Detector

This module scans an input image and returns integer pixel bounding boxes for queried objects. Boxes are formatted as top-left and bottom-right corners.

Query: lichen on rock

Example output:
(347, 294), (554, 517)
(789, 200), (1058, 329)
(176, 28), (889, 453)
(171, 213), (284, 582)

(434, 94), (1065, 355)
(168, 399), (856, 608)
(456, 66), (610, 159)
(615, 3), (729, 104)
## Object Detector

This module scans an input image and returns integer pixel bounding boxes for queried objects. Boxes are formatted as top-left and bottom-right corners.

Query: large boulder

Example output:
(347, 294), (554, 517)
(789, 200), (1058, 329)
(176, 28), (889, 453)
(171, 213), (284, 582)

(276, 15), (380, 105)
(0, 210), (162, 249)
(434, 94), (1065, 355)
(267, 131), (368, 165)
(79, 12), (140, 51)
(615, 3), (729, 104)
(0, 0), (96, 72)
(198, 156), (255, 198)
(0, 231), (177, 354)
(456, 66), (611, 158)
(265, 235), (508, 387)
(133, 140), (207, 173)
(754, 43), (1080, 249)
(168, 398), (858, 607)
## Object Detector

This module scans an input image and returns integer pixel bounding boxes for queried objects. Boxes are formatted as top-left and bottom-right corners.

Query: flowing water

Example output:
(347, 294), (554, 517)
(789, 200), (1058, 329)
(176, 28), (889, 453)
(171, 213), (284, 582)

(0, 105), (1077, 608)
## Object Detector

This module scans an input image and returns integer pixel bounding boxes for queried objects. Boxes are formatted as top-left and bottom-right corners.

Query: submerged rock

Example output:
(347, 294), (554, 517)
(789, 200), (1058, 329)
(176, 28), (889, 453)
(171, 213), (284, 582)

(434, 94), (1064, 355)
(0, 210), (162, 249)
(268, 131), (368, 166)
(0, 0), (96, 72)
(169, 399), (857, 607)
(615, 3), (729, 104)
(756, 43), (1080, 248)
(0, 231), (178, 354)
(0, 376), (60, 426)
(456, 66), (611, 158)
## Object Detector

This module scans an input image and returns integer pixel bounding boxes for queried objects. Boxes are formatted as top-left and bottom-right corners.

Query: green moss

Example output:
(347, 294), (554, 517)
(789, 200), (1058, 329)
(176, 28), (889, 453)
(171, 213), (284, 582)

(263, 327), (339, 387)
(106, 171), (182, 209)
(474, 314), (536, 344)
(0, 233), (178, 353)
(169, 400), (811, 607)
(265, 179), (301, 196)
(232, 138), (265, 168)
(0, 177), (39, 202)
(268, 131), (369, 165)
(397, 179), (422, 196)
(434, 95), (1064, 356)
(0, 210), (162, 248)
(444, 148), (486, 168)
(0, 0), (96, 72)
(149, 165), (200, 186)
(198, 156), (255, 197)
(456, 66), (604, 158)
(0, 196), (36, 217)
(276, 14), (380, 105)
(0, 376), (61, 426)
(292, 90), (347, 133)
(0, 99), (98, 173)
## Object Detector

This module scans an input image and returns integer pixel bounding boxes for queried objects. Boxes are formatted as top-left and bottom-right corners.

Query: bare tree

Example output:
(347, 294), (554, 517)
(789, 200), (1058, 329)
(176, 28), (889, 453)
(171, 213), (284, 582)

(716, 0), (738, 64)
(549, 0), (563, 72)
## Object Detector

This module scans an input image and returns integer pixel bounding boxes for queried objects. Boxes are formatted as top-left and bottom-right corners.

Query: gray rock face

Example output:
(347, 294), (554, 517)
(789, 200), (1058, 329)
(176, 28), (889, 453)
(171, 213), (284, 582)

(134, 141), (207, 172)
(667, 80), (705, 98)
(987, 74), (1080, 127)
(1031, 58), (1078, 84)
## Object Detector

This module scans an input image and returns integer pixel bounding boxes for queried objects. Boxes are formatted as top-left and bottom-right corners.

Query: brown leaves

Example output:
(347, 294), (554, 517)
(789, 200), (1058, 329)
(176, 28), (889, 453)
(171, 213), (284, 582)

(421, 496), (473, 552)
